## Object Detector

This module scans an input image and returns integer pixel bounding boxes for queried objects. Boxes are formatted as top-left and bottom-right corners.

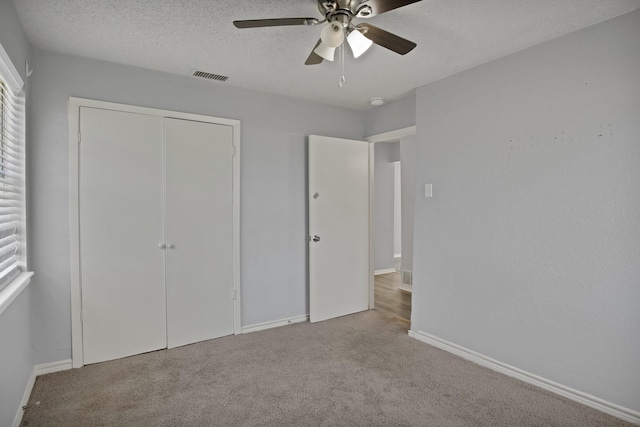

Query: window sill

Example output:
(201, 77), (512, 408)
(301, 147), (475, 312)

(0, 272), (34, 316)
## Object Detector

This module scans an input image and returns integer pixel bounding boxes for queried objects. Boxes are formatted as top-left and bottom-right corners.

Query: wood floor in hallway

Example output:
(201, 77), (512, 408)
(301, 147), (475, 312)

(374, 271), (411, 323)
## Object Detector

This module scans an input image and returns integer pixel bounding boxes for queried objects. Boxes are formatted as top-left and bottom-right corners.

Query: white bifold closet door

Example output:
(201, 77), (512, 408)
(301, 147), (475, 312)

(80, 107), (167, 364)
(165, 118), (234, 348)
(79, 108), (235, 365)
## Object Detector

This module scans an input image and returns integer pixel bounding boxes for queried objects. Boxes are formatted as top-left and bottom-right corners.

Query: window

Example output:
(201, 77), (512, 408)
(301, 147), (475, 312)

(0, 67), (25, 292)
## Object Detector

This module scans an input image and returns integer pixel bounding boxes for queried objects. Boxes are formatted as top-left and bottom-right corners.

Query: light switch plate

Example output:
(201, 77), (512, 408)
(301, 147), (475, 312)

(425, 183), (432, 198)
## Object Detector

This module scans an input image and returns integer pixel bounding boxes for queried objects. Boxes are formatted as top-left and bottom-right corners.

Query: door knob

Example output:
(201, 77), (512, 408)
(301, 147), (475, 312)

(312, 235), (321, 242)
(158, 243), (166, 249)
(166, 243), (175, 249)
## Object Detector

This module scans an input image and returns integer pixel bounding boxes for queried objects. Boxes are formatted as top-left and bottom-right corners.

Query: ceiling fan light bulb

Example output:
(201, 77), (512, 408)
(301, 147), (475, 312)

(347, 30), (373, 58)
(320, 23), (345, 48)
(314, 42), (336, 61)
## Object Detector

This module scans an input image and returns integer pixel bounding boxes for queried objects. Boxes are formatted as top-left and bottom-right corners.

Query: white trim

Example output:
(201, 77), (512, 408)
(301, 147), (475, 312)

(241, 314), (309, 334)
(232, 124), (242, 335)
(68, 97), (242, 368)
(34, 359), (73, 376)
(11, 370), (34, 427)
(398, 284), (412, 294)
(365, 126), (416, 144)
(0, 43), (24, 92)
(0, 272), (33, 316)
(69, 98), (84, 368)
(12, 360), (72, 427)
(69, 98), (241, 127)
(374, 268), (396, 276)
(408, 330), (640, 425)
(69, 99), (82, 368)
(368, 144), (375, 310)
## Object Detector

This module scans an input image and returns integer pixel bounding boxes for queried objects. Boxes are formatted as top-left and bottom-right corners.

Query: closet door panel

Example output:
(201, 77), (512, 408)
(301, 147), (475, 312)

(165, 118), (235, 348)
(79, 107), (167, 364)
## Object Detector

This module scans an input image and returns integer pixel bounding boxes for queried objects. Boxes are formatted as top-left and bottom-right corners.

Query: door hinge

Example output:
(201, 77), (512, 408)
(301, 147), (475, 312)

(231, 289), (237, 300)
(231, 145), (236, 157)
(78, 131), (81, 144)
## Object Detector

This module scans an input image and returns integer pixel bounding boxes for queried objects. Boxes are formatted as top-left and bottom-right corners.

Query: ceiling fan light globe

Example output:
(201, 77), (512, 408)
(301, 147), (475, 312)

(320, 23), (345, 48)
(347, 30), (373, 58)
(314, 42), (336, 61)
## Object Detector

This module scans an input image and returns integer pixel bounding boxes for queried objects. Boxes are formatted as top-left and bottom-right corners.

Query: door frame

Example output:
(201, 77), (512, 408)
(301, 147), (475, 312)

(365, 126), (416, 310)
(68, 97), (242, 368)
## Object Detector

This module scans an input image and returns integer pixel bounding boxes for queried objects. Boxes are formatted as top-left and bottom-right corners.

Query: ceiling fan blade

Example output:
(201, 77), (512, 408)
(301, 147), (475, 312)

(233, 18), (319, 28)
(361, 0), (423, 17)
(357, 23), (416, 55)
(305, 40), (324, 65)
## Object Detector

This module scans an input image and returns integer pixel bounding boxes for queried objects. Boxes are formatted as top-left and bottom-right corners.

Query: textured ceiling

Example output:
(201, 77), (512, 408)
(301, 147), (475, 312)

(12, 0), (640, 110)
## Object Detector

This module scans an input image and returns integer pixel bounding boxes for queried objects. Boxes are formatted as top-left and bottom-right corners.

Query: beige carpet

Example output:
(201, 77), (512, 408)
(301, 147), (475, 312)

(22, 311), (630, 426)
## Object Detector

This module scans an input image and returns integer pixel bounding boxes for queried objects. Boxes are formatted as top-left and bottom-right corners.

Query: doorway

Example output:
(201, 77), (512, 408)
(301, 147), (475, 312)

(367, 127), (416, 325)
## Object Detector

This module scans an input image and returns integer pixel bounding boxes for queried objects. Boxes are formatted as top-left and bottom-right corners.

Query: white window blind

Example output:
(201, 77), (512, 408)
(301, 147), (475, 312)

(0, 77), (24, 291)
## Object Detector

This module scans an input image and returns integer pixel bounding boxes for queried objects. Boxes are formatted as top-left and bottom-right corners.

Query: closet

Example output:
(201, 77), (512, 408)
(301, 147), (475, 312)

(75, 104), (238, 365)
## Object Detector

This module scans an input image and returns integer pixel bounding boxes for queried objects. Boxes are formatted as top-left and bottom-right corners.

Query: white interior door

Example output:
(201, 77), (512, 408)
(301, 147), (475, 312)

(309, 135), (370, 323)
(165, 118), (235, 348)
(79, 107), (167, 364)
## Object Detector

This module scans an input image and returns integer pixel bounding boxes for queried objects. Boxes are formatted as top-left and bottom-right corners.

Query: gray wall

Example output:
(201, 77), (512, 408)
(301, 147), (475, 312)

(374, 141), (399, 271)
(411, 9), (640, 412)
(0, 288), (32, 427)
(0, 0), (33, 425)
(0, 0), (30, 81)
(29, 49), (364, 364)
(400, 135), (416, 273)
(364, 95), (416, 138)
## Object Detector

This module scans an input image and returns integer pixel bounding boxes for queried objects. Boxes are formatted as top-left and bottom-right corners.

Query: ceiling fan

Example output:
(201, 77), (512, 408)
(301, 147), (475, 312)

(233, 0), (422, 65)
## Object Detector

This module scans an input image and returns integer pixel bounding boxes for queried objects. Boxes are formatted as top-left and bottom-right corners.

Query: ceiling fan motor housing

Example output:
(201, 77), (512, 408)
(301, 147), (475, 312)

(319, 0), (367, 24)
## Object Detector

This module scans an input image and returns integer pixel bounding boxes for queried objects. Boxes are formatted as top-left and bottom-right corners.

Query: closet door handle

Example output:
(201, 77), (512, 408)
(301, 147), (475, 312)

(158, 243), (166, 249)
(166, 243), (175, 249)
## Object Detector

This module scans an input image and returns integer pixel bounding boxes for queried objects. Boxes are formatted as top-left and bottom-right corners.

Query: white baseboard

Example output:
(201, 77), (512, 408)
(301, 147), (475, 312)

(398, 283), (412, 294)
(241, 314), (309, 334)
(34, 359), (73, 376)
(11, 369), (36, 427)
(12, 359), (72, 427)
(408, 330), (640, 425)
(374, 268), (396, 276)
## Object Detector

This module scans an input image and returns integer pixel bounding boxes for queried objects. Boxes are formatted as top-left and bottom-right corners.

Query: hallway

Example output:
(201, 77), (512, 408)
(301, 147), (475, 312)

(374, 270), (411, 324)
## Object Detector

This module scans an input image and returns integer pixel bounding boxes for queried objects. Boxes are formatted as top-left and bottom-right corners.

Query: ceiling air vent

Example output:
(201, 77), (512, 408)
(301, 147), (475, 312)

(190, 69), (229, 82)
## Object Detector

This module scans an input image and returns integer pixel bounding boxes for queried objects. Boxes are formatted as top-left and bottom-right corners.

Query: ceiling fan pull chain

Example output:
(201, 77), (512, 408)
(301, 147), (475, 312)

(338, 44), (346, 87)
